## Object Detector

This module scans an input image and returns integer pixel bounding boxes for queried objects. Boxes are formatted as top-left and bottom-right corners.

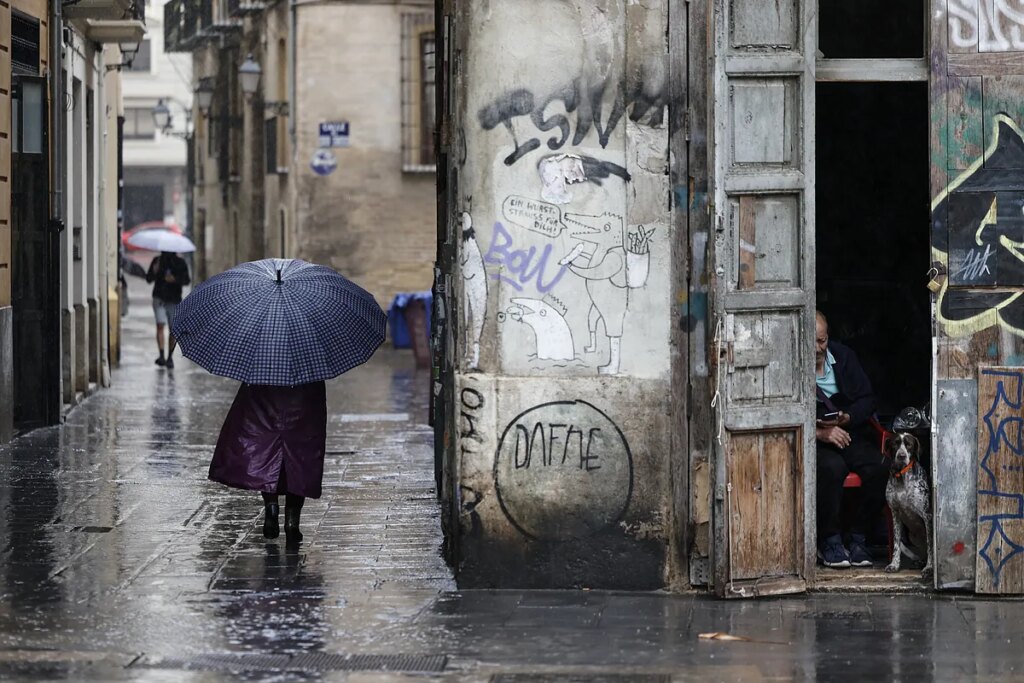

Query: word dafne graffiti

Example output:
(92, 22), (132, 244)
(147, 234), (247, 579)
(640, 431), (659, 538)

(932, 114), (1024, 338)
(977, 368), (1024, 592)
(494, 401), (633, 541)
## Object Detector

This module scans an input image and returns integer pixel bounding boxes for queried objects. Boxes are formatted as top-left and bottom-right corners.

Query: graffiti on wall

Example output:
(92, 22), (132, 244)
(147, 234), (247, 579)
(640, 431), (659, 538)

(559, 214), (654, 375)
(464, 14), (668, 376)
(977, 368), (1024, 589)
(477, 75), (666, 171)
(484, 204), (654, 375)
(949, 0), (1024, 52)
(462, 212), (488, 370)
(493, 400), (633, 541)
(932, 114), (1024, 338)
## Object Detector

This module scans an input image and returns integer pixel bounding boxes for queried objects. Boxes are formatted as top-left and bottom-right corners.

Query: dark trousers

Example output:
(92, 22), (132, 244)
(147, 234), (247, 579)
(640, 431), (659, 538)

(817, 437), (887, 540)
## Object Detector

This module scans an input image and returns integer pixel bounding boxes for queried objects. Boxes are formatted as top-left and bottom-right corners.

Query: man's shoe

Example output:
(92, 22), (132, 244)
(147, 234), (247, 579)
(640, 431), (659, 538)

(818, 534), (851, 568)
(848, 533), (874, 567)
(165, 357), (174, 369)
(155, 354), (166, 366)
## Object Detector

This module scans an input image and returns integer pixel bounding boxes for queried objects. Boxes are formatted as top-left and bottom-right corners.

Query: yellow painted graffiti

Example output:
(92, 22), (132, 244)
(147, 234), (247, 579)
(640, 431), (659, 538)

(932, 114), (1024, 338)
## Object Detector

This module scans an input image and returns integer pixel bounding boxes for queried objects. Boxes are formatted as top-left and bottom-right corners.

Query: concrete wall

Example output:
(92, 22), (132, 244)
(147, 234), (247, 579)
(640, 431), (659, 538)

(448, 0), (675, 588)
(294, 2), (435, 304)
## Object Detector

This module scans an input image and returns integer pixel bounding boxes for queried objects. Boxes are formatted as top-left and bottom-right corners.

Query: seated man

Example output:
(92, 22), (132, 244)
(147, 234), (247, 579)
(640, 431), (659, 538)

(815, 311), (887, 568)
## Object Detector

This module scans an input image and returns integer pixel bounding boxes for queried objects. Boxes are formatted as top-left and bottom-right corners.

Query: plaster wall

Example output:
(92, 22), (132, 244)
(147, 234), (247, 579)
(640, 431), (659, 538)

(450, 0), (674, 588)
(294, 2), (436, 305)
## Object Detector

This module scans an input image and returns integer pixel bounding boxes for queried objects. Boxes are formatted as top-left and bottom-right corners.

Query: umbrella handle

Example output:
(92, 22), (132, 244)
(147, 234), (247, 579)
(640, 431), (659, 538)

(276, 269), (282, 283)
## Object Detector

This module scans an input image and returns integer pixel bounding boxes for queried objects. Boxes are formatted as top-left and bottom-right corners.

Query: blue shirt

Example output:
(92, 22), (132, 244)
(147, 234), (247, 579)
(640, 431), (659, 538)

(816, 349), (838, 398)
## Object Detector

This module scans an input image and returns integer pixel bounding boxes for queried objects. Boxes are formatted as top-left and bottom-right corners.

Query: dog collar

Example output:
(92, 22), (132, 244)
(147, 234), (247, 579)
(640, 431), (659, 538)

(893, 462), (913, 479)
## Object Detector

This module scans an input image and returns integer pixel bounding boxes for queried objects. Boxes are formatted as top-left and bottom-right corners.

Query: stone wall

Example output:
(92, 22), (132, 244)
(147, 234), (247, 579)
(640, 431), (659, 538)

(448, 0), (676, 589)
(294, 2), (436, 304)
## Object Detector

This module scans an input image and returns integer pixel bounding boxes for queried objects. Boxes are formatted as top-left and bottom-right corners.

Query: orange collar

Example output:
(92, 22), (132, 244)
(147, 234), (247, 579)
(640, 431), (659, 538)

(892, 462), (913, 479)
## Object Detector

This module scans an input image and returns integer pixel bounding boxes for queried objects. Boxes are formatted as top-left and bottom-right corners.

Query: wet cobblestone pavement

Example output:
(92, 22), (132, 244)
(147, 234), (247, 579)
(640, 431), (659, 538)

(2, 284), (1024, 681)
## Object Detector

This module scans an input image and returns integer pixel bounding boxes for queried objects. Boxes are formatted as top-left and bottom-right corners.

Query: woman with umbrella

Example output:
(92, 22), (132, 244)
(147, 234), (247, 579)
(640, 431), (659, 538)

(171, 259), (386, 544)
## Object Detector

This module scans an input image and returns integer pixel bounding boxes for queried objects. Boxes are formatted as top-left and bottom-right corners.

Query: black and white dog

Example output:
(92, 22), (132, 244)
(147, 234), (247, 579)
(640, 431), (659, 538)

(884, 432), (933, 577)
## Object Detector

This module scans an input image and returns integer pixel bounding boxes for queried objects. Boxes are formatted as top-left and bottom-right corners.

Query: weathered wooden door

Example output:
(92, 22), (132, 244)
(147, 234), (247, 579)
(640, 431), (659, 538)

(931, 0), (1024, 594)
(11, 75), (58, 431)
(708, 0), (816, 597)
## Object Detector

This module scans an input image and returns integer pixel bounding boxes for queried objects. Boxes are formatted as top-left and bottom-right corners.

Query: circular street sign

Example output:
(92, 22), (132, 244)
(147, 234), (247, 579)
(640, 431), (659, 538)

(310, 149), (338, 176)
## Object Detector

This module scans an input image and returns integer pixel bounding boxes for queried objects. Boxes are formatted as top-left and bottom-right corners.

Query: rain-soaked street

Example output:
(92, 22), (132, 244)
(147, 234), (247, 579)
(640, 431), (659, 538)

(1, 282), (1024, 682)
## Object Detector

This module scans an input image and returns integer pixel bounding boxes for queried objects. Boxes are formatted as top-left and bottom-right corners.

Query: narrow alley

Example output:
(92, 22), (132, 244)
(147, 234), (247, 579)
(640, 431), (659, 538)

(0, 282), (1021, 681)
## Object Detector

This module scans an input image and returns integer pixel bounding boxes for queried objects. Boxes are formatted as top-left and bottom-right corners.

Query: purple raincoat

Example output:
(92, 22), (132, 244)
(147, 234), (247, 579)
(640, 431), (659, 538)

(209, 381), (327, 498)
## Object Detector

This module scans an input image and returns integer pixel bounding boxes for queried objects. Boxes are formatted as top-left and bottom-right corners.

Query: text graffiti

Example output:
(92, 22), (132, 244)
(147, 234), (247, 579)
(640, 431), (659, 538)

(949, 0), (1024, 52)
(512, 422), (603, 472)
(484, 222), (569, 294)
(477, 77), (665, 168)
(494, 401), (633, 541)
(955, 245), (994, 282)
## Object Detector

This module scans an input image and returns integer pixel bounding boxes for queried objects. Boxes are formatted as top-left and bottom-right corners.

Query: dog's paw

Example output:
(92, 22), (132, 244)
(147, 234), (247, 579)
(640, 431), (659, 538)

(921, 565), (934, 579)
(885, 563), (900, 573)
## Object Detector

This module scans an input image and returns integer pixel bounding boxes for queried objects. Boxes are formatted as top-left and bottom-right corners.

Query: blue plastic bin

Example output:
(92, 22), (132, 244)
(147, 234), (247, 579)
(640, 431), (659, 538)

(388, 291), (433, 349)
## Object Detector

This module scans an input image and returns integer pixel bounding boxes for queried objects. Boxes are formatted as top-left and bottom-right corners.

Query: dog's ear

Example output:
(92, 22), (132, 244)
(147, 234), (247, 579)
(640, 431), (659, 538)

(906, 433), (921, 459)
(884, 435), (897, 458)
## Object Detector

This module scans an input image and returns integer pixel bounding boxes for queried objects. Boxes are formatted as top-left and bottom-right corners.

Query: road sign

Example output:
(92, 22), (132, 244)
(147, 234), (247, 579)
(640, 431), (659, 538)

(318, 121), (350, 148)
(310, 149), (338, 176)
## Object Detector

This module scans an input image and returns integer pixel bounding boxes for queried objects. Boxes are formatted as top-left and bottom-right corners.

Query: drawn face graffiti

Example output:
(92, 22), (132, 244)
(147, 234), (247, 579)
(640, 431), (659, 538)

(932, 115), (1024, 337)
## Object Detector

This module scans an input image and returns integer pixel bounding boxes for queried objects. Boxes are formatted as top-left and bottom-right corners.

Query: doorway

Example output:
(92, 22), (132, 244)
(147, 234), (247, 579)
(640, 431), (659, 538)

(815, 80), (931, 586)
(11, 75), (58, 431)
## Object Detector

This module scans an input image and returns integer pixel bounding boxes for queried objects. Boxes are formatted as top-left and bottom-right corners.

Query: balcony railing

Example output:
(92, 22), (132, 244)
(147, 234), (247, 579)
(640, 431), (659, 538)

(165, 0), (219, 52)
(227, 0), (268, 17)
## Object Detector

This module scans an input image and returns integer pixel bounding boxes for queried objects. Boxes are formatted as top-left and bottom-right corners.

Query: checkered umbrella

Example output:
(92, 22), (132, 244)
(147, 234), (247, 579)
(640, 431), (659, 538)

(171, 258), (386, 386)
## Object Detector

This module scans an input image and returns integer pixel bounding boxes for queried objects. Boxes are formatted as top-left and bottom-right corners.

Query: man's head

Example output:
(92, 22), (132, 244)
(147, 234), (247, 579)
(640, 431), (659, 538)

(815, 310), (828, 364)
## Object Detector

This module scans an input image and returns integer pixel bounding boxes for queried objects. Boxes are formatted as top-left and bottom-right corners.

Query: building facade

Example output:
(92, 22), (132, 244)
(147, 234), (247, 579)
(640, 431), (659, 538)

(122, 0), (192, 237)
(0, 0), (140, 443)
(438, 0), (1024, 597)
(166, 0), (436, 305)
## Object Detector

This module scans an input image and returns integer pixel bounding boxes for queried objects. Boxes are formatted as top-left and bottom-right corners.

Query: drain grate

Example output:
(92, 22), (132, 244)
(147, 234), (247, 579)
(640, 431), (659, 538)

(491, 676), (671, 683)
(797, 610), (870, 619)
(131, 652), (447, 673)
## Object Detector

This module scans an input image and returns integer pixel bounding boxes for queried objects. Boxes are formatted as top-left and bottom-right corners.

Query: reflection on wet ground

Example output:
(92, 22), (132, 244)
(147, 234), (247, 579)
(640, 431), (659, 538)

(0, 281), (1023, 681)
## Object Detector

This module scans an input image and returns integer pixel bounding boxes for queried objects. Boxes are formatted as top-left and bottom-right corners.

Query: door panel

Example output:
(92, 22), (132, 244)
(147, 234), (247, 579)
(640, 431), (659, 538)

(932, 0), (1024, 592)
(11, 75), (57, 429)
(710, 0), (815, 597)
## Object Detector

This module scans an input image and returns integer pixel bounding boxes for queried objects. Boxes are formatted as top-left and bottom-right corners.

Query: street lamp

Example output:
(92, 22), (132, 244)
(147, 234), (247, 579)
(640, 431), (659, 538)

(105, 39), (141, 72)
(195, 78), (215, 117)
(239, 54), (262, 97)
(152, 98), (192, 139)
(119, 40), (140, 61)
(152, 98), (171, 131)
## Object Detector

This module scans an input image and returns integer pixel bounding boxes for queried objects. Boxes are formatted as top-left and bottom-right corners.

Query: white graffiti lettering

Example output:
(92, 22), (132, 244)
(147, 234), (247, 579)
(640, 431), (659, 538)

(949, 0), (1024, 52)
(955, 244), (994, 281)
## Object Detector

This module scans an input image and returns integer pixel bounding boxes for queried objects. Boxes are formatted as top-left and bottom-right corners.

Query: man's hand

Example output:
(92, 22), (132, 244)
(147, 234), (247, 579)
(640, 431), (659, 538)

(817, 425), (851, 449)
(835, 411), (852, 428)
(164, 273), (176, 283)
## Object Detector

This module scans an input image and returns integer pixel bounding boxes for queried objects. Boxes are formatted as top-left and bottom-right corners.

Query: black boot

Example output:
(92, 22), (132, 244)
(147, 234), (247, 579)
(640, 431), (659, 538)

(284, 496), (304, 543)
(263, 502), (280, 539)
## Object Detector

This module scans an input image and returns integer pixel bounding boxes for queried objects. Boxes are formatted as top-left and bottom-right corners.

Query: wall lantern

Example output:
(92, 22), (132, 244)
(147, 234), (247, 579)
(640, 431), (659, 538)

(195, 78), (215, 117)
(239, 54), (262, 97)
(105, 39), (140, 72)
(119, 40), (140, 62)
(152, 98), (172, 131)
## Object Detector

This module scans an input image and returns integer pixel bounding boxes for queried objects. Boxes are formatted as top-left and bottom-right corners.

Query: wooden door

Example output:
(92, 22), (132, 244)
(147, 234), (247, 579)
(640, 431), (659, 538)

(930, 0), (1024, 594)
(708, 0), (816, 597)
(11, 75), (58, 430)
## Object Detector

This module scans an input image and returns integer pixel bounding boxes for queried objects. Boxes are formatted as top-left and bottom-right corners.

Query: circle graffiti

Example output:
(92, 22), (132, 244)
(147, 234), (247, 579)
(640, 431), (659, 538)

(494, 400), (633, 541)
